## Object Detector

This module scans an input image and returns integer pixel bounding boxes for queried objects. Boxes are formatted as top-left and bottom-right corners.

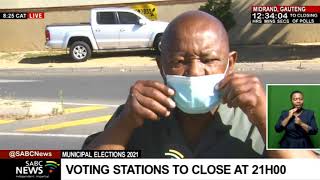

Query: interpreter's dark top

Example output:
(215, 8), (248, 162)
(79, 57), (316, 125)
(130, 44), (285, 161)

(83, 104), (266, 158)
(275, 109), (318, 148)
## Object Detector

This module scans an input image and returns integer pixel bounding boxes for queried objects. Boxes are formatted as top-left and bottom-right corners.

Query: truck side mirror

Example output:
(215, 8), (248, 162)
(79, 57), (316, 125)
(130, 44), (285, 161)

(138, 19), (147, 25)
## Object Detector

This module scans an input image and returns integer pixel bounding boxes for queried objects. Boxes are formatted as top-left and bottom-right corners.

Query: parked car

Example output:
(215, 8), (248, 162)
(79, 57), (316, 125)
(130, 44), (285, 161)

(45, 7), (169, 62)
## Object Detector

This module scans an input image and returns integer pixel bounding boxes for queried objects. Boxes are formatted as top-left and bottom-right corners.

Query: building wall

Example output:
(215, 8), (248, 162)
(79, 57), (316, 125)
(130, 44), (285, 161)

(0, 10), (90, 52)
(229, 0), (320, 45)
(0, 0), (204, 52)
(0, 0), (169, 9)
(0, 0), (319, 52)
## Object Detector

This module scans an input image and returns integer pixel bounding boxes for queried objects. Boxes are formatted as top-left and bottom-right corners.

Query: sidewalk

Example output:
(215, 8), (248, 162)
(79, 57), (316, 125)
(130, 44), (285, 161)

(0, 44), (319, 71)
(0, 99), (63, 120)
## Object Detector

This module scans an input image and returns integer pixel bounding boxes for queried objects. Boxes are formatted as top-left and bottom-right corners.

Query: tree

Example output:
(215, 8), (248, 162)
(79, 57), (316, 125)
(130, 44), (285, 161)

(199, 0), (236, 31)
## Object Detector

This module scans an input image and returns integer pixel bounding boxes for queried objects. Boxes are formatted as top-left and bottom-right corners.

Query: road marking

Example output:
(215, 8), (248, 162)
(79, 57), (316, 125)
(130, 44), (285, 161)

(0, 120), (15, 125)
(64, 105), (107, 114)
(18, 100), (120, 107)
(0, 132), (88, 138)
(0, 79), (41, 83)
(17, 115), (112, 132)
(63, 102), (120, 107)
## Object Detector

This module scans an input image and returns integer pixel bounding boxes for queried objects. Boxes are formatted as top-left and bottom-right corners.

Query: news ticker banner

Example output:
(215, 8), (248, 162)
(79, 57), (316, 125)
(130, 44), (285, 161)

(0, 150), (320, 180)
(0, 12), (45, 19)
(251, 5), (320, 24)
(0, 150), (140, 180)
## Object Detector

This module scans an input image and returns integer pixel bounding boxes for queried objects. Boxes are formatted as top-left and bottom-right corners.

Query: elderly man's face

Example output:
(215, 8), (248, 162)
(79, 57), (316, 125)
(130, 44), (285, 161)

(165, 33), (226, 76)
(158, 16), (236, 78)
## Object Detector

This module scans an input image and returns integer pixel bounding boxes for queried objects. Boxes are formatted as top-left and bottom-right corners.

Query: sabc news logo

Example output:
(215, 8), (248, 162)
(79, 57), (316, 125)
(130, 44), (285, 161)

(45, 161), (60, 173)
(16, 160), (60, 178)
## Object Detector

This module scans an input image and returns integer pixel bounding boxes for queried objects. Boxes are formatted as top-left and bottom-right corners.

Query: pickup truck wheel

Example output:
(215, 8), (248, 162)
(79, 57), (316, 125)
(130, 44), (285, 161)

(154, 35), (162, 55)
(70, 41), (92, 62)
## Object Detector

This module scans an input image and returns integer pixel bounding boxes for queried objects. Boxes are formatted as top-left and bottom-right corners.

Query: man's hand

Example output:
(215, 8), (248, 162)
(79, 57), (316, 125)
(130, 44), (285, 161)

(83, 80), (175, 150)
(218, 73), (266, 135)
(120, 80), (176, 129)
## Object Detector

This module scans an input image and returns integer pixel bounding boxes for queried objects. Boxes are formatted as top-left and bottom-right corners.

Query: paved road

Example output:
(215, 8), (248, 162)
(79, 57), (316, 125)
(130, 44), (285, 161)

(0, 71), (159, 105)
(1, 70), (319, 105)
(1, 69), (320, 149)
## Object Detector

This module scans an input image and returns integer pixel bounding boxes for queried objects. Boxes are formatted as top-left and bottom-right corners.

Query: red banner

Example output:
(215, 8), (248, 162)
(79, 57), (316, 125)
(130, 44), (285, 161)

(0, 150), (60, 159)
(27, 12), (45, 19)
(252, 6), (320, 13)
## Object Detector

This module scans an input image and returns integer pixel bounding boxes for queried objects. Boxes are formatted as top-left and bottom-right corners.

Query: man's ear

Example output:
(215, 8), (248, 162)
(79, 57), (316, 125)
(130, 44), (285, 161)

(228, 51), (238, 74)
(156, 55), (165, 79)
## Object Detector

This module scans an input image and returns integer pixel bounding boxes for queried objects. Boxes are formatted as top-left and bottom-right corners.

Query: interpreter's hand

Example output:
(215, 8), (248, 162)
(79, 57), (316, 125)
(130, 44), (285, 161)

(289, 108), (298, 118)
(294, 116), (302, 125)
(218, 73), (266, 127)
(120, 80), (176, 129)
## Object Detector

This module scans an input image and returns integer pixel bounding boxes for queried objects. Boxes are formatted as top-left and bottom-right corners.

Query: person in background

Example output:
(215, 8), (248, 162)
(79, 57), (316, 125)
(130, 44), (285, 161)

(275, 90), (318, 148)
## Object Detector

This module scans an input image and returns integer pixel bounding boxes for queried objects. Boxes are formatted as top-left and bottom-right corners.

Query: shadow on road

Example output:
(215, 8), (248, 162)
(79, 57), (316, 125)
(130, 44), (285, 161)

(19, 54), (74, 64)
(93, 50), (157, 58)
(18, 50), (157, 64)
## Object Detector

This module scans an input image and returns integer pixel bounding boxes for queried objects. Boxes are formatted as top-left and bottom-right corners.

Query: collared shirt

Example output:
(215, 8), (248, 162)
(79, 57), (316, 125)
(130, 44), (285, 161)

(125, 104), (265, 158)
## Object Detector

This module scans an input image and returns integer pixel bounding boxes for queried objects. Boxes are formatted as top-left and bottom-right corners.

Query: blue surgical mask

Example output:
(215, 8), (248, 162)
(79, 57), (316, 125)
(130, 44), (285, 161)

(165, 60), (229, 114)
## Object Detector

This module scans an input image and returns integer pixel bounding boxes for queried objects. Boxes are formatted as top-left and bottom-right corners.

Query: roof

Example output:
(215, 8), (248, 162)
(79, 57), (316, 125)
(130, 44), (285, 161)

(0, 0), (167, 10)
(91, 7), (133, 11)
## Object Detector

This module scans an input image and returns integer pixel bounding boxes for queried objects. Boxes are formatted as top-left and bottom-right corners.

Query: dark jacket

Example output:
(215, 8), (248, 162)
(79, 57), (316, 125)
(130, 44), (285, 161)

(275, 109), (318, 148)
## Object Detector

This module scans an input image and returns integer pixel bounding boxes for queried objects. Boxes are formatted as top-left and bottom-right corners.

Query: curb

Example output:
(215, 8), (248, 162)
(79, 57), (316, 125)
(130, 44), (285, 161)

(235, 62), (320, 71)
(0, 63), (319, 73)
(0, 99), (63, 120)
(0, 66), (159, 73)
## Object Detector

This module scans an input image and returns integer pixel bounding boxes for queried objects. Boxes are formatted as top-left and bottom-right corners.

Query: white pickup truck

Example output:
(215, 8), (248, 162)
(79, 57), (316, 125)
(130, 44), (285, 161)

(45, 8), (168, 61)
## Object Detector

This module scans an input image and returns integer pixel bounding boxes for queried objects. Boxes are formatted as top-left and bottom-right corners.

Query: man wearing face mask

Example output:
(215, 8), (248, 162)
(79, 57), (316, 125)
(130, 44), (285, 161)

(83, 11), (318, 158)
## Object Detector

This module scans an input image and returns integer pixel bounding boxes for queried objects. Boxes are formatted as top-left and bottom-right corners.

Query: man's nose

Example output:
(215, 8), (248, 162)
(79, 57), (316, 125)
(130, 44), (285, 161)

(184, 60), (205, 77)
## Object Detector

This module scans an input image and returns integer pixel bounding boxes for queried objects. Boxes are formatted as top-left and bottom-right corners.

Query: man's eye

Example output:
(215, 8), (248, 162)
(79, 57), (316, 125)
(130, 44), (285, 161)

(203, 59), (218, 63)
(172, 60), (184, 66)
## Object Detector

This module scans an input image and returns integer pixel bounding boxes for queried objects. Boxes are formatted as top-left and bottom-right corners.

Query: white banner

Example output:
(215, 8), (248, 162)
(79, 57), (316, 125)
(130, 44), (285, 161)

(61, 159), (320, 180)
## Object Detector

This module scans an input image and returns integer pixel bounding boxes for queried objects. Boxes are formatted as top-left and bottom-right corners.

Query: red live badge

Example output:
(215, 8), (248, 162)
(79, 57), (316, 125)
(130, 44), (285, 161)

(27, 12), (45, 19)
